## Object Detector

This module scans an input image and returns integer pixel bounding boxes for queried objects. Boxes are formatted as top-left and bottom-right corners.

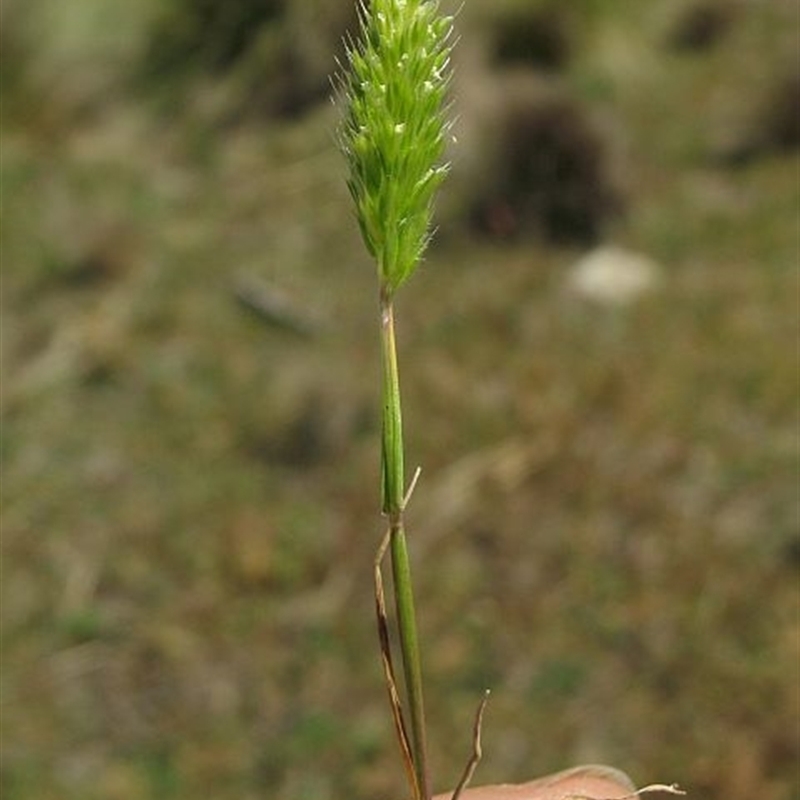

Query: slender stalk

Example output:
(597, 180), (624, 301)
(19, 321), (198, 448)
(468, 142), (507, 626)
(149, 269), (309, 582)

(380, 294), (404, 517)
(380, 290), (430, 800)
(390, 522), (429, 800)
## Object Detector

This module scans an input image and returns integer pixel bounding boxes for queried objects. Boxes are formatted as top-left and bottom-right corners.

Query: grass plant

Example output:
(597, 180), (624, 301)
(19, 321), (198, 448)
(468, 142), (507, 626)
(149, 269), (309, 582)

(337, 3), (487, 799)
(336, 6), (689, 800)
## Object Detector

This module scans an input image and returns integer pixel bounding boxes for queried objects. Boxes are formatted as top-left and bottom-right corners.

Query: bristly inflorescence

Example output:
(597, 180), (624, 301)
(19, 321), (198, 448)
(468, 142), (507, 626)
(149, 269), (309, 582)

(338, 0), (455, 296)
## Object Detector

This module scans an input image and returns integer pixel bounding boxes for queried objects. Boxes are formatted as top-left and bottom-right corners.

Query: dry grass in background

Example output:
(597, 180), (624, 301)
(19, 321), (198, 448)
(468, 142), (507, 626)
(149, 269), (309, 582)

(2, 1), (798, 799)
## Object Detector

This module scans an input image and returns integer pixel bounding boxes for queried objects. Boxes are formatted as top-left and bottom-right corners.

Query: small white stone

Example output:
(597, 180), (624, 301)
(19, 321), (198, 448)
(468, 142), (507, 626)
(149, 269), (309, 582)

(567, 245), (662, 305)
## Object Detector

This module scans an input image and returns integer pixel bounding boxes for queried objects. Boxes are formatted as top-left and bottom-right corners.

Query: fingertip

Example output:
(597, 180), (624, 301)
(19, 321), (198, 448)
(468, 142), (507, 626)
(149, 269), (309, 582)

(431, 763), (636, 800)
(545, 764), (636, 792)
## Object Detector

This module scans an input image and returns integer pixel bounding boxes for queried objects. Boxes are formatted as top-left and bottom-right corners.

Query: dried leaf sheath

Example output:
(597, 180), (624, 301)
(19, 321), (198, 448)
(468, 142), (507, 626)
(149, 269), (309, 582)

(375, 529), (421, 800)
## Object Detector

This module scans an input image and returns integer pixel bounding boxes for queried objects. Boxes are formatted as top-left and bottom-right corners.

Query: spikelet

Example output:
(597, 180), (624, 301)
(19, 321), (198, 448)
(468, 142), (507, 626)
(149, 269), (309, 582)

(337, 0), (455, 296)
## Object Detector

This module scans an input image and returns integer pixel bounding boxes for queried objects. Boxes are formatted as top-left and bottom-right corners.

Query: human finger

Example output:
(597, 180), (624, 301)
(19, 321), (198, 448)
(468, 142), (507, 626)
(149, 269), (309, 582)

(431, 764), (636, 800)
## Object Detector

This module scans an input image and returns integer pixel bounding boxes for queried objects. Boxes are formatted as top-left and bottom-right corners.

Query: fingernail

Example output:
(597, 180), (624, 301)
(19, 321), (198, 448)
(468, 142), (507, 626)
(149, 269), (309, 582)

(547, 764), (637, 792)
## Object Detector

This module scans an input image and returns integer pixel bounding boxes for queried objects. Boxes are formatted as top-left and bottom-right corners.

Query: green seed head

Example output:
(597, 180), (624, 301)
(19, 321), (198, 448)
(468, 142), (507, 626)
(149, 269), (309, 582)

(338, 0), (454, 296)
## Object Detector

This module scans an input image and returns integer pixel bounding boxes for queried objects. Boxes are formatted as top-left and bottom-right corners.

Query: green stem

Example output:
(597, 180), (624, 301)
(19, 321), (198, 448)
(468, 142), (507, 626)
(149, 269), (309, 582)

(380, 290), (430, 800)
(380, 294), (404, 517)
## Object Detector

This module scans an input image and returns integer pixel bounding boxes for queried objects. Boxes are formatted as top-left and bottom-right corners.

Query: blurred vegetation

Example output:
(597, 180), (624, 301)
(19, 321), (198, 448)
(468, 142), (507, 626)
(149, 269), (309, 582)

(144, 0), (287, 75)
(2, 1), (798, 800)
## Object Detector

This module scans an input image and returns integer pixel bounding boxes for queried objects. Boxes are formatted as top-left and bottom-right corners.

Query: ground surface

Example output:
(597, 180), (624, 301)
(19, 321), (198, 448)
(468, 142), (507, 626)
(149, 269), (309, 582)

(2, 1), (798, 799)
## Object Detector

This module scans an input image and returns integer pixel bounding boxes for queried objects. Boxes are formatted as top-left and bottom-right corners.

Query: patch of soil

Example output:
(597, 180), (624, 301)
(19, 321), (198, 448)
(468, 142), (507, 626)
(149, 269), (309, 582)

(467, 87), (623, 245)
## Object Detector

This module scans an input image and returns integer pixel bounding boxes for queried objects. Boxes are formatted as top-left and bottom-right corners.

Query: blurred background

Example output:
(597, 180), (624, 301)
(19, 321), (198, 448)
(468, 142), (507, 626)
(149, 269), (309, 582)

(2, 0), (798, 798)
